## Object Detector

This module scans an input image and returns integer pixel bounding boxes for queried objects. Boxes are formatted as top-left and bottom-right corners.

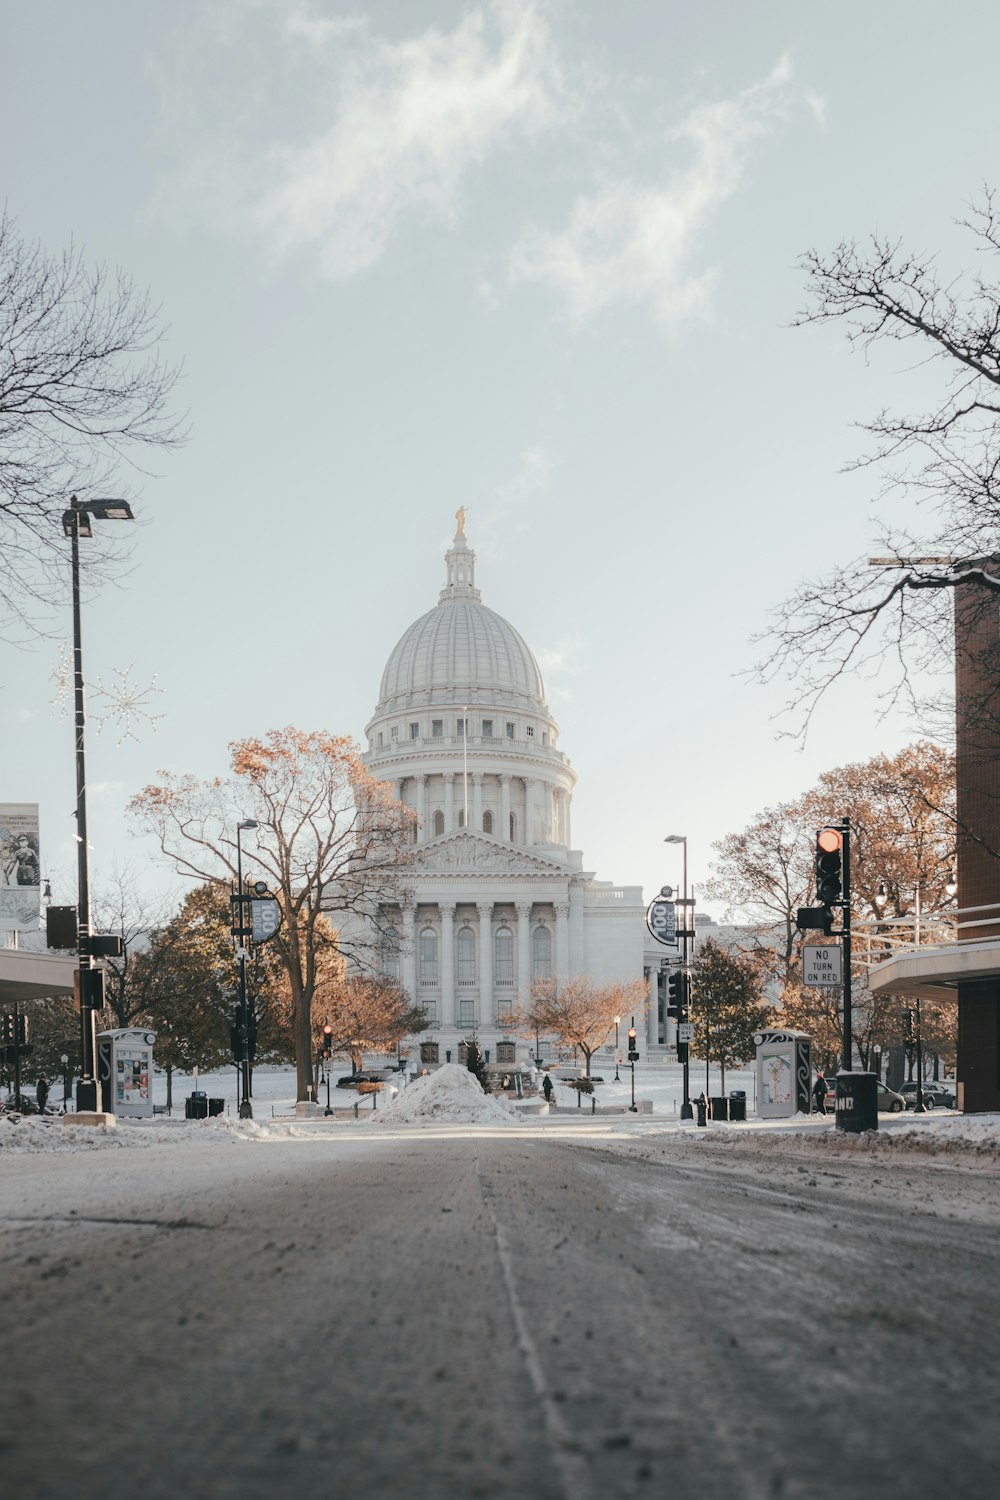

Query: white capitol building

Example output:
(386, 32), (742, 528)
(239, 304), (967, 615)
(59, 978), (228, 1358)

(360, 515), (676, 1067)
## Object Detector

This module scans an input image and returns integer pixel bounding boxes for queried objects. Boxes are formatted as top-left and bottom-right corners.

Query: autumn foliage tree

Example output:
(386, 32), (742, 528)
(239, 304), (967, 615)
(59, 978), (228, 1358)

(312, 973), (425, 1078)
(517, 975), (648, 1077)
(129, 727), (414, 1101)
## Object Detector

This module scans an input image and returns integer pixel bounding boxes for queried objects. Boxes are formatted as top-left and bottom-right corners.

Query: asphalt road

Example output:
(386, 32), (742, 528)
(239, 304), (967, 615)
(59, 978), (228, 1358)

(2, 1125), (999, 1499)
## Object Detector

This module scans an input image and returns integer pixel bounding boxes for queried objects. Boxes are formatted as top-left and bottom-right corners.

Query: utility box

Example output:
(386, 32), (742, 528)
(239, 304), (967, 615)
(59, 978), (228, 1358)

(96, 1028), (156, 1118)
(754, 1029), (811, 1118)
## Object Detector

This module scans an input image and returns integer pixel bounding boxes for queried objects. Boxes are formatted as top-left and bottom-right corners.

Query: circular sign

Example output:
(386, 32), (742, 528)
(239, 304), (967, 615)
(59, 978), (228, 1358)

(253, 881), (269, 895)
(660, 885), (674, 899)
(646, 898), (677, 945)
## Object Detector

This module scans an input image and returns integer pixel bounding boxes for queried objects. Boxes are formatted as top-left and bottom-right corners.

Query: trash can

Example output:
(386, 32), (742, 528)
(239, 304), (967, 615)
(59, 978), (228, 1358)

(208, 1098), (225, 1118)
(729, 1090), (747, 1122)
(710, 1095), (729, 1122)
(185, 1091), (208, 1120)
(834, 1071), (878, 1134)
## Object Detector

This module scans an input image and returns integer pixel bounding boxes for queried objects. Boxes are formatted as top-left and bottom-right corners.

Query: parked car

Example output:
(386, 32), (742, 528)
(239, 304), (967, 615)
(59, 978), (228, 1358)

(899, 1080), (957, 1109)
(876, 1081), (906, 1113)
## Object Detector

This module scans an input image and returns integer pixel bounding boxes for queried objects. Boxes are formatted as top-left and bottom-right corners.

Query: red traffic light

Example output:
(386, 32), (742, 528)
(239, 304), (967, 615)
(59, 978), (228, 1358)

(817, 827), (842, 854)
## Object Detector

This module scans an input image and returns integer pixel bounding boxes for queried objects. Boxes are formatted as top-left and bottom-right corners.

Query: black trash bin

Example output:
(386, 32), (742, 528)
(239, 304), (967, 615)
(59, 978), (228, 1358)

(834, 1071), (878, 1133)
(208, 1098), (225, 1118)
(185, 1091), (208, 1120)
(729, 1090), (747, 1122)
(710, 1095), (729, 1122)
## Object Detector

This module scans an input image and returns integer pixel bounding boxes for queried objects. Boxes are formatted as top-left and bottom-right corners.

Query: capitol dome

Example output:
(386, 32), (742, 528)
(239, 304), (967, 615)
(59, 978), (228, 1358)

(370, 523), (548, 720)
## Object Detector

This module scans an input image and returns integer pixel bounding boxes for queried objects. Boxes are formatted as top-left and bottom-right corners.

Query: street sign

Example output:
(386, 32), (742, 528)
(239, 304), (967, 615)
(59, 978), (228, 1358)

(646, 898), (677, 945)
(803, 942), (843, 987)
(677, 1022), (694, 1043)
(251, 898), (282, 943)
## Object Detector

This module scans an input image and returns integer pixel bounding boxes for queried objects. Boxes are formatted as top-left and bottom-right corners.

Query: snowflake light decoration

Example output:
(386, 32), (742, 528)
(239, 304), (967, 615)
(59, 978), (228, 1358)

(49, 643), (73, 720)
(91, 664), (165, 743)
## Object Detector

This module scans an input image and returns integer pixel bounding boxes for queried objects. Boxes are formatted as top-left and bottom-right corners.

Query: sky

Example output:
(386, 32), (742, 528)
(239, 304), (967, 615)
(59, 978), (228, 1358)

(2, 0), (997, 924)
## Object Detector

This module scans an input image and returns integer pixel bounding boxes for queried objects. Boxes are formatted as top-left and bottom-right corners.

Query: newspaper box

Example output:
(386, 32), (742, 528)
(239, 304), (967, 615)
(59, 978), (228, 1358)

(754, 1029), (811, 1119)
(96, 1028), (156, 1118)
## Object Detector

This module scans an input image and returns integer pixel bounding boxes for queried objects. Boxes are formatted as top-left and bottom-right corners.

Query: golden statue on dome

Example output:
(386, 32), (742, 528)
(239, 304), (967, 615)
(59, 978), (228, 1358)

(455, 505), (468, 540)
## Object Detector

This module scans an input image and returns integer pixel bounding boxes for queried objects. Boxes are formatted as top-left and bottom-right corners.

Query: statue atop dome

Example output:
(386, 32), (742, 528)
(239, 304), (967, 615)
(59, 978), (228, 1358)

(454, 505), (468, 541)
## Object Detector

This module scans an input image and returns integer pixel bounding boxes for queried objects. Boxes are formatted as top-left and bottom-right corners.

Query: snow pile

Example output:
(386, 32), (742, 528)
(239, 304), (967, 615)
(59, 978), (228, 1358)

(694, 1112), (1000, 1168)
(0, 1114), (312, 1154)
(378, 1064), (521, 1127)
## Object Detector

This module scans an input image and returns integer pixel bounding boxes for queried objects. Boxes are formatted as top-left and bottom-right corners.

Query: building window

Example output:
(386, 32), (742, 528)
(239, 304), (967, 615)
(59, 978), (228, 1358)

(459, 999), (475, 1027)
(419, 927), (438, 984)
(458, 808), (465, 828)
(377, 732), (383, 747)
(496, 1041), (516, 1064)
(509, 812), (517, 842)
(457, 717), (466, 737)
(495, 926), (513, 983)
(420, 1042), (439, 1064)
(483, 810), (494, 834)
(433, 810), (445, 836)
(390, 725), (399, 739)
(526, 725), (535, 739)
(432, 720), (443, 737)
(482, 719), (493, 738)
(532, 924), (551, 981)
(506, 722), (515, 738)
(457, 925), (476, 985)
(410, 722), (420, 740)
(381, 926), (399, 981)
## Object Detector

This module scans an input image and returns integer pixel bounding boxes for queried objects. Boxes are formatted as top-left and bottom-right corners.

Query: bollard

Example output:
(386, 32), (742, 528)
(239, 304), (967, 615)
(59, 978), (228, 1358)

(591, 1094), (596, 1115)
(696, 1095), (708, 1127)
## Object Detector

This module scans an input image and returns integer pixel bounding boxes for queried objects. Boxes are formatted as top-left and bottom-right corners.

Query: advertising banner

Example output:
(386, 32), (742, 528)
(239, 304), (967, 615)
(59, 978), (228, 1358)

(0, 803), (41, 930)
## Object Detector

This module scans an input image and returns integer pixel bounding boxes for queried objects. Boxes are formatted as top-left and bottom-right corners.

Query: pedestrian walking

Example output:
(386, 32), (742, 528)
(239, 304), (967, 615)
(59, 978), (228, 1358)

(542, 1074), (553, 1104)
(35, 1074), (50, 1114)
(812, 1072), (829, 1115)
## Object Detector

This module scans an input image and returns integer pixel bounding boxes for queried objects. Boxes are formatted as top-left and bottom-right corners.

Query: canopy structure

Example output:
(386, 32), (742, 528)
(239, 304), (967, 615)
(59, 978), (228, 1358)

(0, 947), (76, 1006)
(868, 937), (1000, 1002)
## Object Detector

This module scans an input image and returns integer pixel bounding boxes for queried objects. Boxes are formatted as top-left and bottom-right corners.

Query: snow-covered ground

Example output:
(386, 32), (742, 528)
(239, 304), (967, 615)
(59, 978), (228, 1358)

(3, 1059), (998, 1174)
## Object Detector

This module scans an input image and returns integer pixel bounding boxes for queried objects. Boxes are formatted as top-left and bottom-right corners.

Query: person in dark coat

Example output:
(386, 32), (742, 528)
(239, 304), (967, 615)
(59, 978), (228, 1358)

(35, 1075), (50, 1113)
(542, 1074), (553, 1104)
(812, 1072), (829, 1115)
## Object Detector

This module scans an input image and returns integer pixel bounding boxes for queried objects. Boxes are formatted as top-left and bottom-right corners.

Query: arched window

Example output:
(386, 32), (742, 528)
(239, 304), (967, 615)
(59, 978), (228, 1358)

(532, 924), (551, 981)
(457, 925), (476, 985)
(509, 812), (517, 842)
(433, 810), (445, 836)
(483, 810), (494, 834)
(381, 926), (399, 981)
(496, 1041), (516, 1065)
(495, 925), (514, 984)
(419, 927), (438, 984)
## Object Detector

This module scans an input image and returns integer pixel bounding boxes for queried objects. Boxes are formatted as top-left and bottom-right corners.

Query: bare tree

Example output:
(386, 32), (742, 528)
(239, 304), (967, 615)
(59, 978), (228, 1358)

(0, 211), (184, 637)
(129, 727), (414, 1100)
(756, 195), (1000, 737)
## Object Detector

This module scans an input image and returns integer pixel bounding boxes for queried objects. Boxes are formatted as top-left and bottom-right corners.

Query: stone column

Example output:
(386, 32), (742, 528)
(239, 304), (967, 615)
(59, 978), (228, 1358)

(568, 883), (584, 978)
(563, 791), (572, 850)
(516, 901), (532, 1005)
(440, 901), (456, 1031)
(500, 776), (511, 842)
(472, 772), (484, 833)
(524, 779), (538, 843)
(401, 900), (416, 1002)
(555, 900), (570, 983)
(444, 773), (455, 833)
(478, 901), (493, 1029)
(415, 775), (427, 843)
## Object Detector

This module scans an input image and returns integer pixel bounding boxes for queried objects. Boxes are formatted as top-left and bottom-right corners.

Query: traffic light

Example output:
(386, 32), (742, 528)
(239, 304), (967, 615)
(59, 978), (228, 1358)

(231, 1019), (246, 1063)
(321, 1025), (333, 1060)
(627, 1026), (639, 1061)
(666, 970), (683, 1019)
(815, 827), (844, 906)
(247, 1011), (258, 1064)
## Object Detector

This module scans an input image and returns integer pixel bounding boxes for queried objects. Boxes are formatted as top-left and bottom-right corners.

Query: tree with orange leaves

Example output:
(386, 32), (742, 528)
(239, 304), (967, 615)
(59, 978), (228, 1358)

(129, 727), (414, 1101)
(516, 974), (648, 1078)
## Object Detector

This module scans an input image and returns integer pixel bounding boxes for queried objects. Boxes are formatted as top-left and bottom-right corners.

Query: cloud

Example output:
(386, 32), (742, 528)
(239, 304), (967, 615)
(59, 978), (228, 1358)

(150, 1), (566, 279)
(508, 55), (795, 327)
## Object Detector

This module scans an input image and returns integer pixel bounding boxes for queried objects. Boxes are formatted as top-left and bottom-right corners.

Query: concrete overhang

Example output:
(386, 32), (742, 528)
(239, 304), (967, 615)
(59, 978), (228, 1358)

(867, 938), (1000, 1001)
(0, 948), (77, 1005)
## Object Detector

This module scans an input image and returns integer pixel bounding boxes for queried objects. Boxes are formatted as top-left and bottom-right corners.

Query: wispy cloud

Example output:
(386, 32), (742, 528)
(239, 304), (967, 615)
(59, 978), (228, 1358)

(151, 1), (566, 279)
(509, 56), (795, 327)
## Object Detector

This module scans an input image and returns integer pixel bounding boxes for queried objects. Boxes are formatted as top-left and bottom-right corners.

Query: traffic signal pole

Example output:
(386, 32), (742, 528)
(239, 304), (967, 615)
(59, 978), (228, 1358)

(841, 821), (853, 1071)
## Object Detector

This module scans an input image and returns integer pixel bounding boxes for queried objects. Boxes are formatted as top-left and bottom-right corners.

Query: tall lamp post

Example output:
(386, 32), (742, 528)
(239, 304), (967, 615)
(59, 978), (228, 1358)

(614, 1015), (621, 1082)
(665, 834), (693, 1120)
(63, 495), (135, 1111)
(235, 819), (258, 1120)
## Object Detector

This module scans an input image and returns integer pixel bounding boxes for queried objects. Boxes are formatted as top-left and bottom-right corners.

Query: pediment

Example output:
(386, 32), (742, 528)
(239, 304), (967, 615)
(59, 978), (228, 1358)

(413, 831), (570, 877)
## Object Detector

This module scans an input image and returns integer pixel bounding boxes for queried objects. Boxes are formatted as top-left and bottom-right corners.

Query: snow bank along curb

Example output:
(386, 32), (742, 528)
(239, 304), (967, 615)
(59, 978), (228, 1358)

(0, 1115), (313, 1154)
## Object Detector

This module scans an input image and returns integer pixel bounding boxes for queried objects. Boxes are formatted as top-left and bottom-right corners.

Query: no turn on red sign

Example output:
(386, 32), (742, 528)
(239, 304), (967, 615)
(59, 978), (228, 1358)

(803, 942), (843, 987)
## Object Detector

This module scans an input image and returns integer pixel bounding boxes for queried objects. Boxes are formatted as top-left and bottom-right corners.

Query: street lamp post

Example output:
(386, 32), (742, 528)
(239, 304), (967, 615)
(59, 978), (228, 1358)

(614, 1015), (621, 1082)
(235, 819), (258, 1120)
(62, 495), (135, 1111)
(665, 834), (693, 1120)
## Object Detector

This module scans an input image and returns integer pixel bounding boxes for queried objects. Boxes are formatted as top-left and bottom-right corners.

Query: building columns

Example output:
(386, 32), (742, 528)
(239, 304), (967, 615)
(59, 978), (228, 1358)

(500, 776), (511, 842)
(401, 901), (416, 1001)
(555, 901), (570, 983)
(415, 776), (427, 843)
(440, 901), (456, 1030)
(472, 772), (484, 833)
(516, 901), (532, 1004)
(568, 883), (584, 979)
(444, 773), (455, 833)
(648, 966), (660, 1048)
(478, 902), (493, 1029)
